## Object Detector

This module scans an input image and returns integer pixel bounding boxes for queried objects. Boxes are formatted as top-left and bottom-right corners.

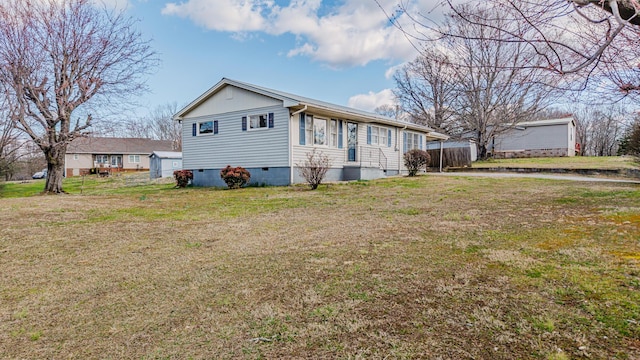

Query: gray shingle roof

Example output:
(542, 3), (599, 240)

(67, 137), (177, 155)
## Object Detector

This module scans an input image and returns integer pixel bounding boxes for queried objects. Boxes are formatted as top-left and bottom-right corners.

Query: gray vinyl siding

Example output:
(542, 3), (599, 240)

(494, 124), (570, 152)
(182, 105), (290, 170)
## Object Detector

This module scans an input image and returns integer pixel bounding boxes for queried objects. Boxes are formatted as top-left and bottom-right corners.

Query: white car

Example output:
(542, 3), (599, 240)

(32, 169), (47, 179)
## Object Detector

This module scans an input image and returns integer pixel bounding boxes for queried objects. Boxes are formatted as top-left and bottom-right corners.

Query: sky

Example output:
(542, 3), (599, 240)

(104, 0), (444, 117)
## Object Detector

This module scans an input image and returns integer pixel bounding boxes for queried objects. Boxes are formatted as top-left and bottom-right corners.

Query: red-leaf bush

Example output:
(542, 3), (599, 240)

(403, 149), (431, 176)
(220, 165), (251, 189)
(173, 170), (193, 188)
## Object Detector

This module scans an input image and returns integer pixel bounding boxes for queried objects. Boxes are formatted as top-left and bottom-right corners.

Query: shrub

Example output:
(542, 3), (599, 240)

(173, 170), (193, 188)
(220, 165), (251, 189)
(297, 149), (331, 190)
(404, 149), (431, 176)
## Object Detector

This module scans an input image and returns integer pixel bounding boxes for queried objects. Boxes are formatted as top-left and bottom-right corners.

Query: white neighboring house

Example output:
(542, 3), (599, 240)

(173, 78), (449, 187)
(489, 116), (577, 158)
(149, 151), (183, 179)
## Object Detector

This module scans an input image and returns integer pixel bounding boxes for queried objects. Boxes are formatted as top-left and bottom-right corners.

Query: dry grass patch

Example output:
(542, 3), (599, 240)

(0, 176), (639, 359)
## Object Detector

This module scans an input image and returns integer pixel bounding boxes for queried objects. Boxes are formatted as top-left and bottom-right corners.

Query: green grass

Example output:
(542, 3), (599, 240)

(0, 175), (639, 359)
(474, 155), (639, 169)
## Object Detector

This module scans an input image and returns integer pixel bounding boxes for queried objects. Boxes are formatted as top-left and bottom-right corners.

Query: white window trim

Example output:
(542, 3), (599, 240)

(128, 155), (140, 164)
(313, 117), (328, 147)
(247, 113), (269, 131)
(370, 125), (389, 147)
(197, 120), (215, 136)
(330, 119), (338, 148)
(96, 155), (108, 164)
(404, 131), (422, 152)
(73, 154), (78, 160)
(304, 115), (332, 147)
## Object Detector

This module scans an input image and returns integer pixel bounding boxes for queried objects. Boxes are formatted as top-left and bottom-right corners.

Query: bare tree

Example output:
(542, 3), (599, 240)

(0, 0), (156, 193)
(374, 104), (403, 119)
(394, 46), (459, 133)
(394, 4), (553, 159)
(390, 0), (640, 96)
(0, 100), (20, 180)
(574, 104), (628, 156)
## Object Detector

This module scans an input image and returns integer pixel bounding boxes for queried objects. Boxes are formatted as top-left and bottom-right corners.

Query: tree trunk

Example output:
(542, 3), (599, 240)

(478, 143), (488, 160)
(44, 146), (66, 194)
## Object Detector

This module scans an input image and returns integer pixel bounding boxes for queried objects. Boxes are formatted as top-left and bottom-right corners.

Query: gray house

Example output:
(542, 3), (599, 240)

(149, 151), (183, 179)
(489, 116), (577, 158)
(173, 78), (448, 187)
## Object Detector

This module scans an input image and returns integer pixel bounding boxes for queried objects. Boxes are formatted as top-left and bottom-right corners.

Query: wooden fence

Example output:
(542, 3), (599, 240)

(427, 147), (472, 169)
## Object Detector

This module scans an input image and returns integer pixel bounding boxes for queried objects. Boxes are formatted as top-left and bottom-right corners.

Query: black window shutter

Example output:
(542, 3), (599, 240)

(338, 120), (343, 149)
(214, 120), (219, 134)
(242, 116), (247, 131)
(192, 123), (196, 136)
(268, 113), (274, 128)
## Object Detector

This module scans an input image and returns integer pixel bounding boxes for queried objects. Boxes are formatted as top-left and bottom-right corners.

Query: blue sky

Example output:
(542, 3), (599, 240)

(108, 0), (440, 116)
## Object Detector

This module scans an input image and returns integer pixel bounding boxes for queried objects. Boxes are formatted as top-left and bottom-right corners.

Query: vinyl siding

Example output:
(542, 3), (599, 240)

(183, 85), (282, 118)
(290, 114), (402, 172)
(182, 105), (289, 170)
(494, 124), (570, 153)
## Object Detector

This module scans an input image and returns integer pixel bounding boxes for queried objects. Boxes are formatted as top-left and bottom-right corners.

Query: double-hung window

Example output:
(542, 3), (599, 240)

(367, 125), (391, 147)
(128, 155), (140, 163)
(404, 131), (423, 153)
(330, 120), (338, 147)
(302, 115), (328, 146)
(300, 114), (340, 147)
(95, 155), (108, 164)
(313, 118), (327, 146)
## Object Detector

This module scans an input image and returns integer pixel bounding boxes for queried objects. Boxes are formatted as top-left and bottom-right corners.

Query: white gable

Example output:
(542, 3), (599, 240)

(181, 85), (282, 119)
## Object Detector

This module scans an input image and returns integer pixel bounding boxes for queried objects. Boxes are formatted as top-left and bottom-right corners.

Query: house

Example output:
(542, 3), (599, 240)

(65, 137), (177, 176)
(489, 116), (577, 158)
(149, 151), (183, 179)
(173, 78), (448, 187)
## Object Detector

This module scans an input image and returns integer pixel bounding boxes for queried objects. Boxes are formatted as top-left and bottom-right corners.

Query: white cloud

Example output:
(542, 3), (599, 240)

(162, 0), (272, 32)
(93, 0), (130, 10)
(347, 88), (395, 112)
(161, 0), (425, 67)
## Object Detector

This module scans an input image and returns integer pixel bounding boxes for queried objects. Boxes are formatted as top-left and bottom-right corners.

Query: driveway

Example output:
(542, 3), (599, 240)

(429, 171), (640, 184)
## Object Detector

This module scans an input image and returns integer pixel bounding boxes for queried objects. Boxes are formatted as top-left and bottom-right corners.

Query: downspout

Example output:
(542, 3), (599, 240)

(290, 105), (307, 184)
(399, 124), (407, 175)
(291, 105), (307, 116)
(439, 140), (444, 173)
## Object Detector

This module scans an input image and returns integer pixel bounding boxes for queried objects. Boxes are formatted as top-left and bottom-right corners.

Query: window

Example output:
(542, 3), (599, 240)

(300, 115), (336, 147)
(199, 121), (214, 134)
(404, 131), (422, 153)
(194, 120), (218, 136)
(73, 154), (78, 160)
(305, 116), (313, 144)
(129, 155), (140, 163)
(367, 125), (390, 147)
(249, 114), (268, 130)
(95, 155), (108, 164)
(330, 120), (337, 147)
(314, 118), (327, 146)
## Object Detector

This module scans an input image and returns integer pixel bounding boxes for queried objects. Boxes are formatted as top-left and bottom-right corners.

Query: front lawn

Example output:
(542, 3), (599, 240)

(474, 156), (638, 170)
(0, 175), (638, 358)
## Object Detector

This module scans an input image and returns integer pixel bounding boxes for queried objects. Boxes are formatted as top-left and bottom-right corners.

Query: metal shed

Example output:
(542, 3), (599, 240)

(149, 151), (183, 179)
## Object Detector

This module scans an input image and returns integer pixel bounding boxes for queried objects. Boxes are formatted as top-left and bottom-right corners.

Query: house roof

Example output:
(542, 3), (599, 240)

(516, 116), (575, 128)
(67, 137), (177, 155)
(149, 151), (183, 159)
(174, 78), (449, 140)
